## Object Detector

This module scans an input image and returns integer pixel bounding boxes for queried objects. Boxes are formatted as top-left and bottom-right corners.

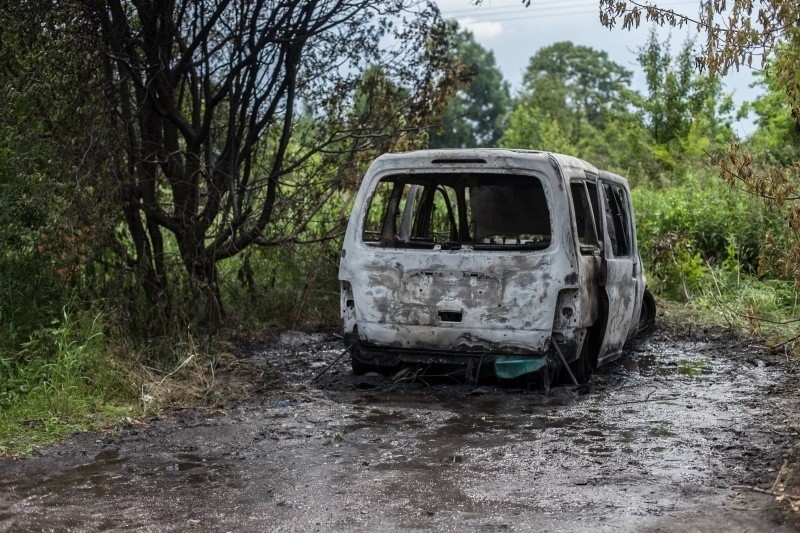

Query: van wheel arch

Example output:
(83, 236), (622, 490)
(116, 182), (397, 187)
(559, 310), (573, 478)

(638, 288), (656, 332)
(558, 323), (600, 385)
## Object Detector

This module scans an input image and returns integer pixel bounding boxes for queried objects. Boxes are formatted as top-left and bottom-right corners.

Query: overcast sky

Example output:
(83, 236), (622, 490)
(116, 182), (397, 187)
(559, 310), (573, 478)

(435, 0), (762, 136)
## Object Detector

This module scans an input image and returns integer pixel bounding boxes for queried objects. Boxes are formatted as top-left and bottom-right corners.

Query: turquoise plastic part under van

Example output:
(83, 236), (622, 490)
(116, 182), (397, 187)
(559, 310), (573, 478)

(494, 356), (548, 379)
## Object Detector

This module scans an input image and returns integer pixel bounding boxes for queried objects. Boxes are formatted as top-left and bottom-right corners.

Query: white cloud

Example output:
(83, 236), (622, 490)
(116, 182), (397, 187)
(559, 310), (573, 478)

(458, 17), (504, 39)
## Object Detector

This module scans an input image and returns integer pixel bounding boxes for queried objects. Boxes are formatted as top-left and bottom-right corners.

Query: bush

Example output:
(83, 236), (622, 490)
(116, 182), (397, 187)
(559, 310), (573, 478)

(632, 171), (782, 299)
(219, 239), (342, 330)
(0, 308), (137, 454)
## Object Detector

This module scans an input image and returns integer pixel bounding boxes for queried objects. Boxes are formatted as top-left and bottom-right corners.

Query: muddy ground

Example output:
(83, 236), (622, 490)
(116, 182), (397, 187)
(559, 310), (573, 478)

(1, 327), (800, 532)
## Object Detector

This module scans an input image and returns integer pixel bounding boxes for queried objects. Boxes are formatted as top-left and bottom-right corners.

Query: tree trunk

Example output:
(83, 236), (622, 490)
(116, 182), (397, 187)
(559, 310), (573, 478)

(179, 236), (225, 332)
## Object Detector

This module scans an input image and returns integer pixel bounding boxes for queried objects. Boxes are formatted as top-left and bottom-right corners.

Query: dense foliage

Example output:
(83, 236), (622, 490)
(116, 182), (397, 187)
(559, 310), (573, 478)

(428, 23), (511, 148)
(595, 0), (800, 349)
(0, 1), (466, 451)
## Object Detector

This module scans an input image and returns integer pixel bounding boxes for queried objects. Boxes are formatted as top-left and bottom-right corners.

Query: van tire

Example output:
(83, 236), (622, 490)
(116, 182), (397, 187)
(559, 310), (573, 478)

(350, 349), (397, 376)
(638, 288), (656, 331)
(539, 364), (556, 393)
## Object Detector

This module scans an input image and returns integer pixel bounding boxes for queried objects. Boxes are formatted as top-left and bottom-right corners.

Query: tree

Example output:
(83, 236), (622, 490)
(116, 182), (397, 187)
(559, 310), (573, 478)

(638, 32), (695, 145)
(6, 0), (459, 330)
(428, 22), (510, 148)
(0, 2), (111, 340)
(521, 42), (634, 131)
(500, 42), (646, 176)
(746, 57), (800, 166)
(637, 30), (734, 147)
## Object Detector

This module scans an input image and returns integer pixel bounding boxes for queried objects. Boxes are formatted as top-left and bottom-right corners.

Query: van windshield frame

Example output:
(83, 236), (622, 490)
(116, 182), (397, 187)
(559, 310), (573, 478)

(361, 173), (553, 251)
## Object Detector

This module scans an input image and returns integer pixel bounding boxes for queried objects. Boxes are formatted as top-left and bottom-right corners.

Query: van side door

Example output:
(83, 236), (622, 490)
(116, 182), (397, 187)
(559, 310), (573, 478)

(597, 179), (637, 362)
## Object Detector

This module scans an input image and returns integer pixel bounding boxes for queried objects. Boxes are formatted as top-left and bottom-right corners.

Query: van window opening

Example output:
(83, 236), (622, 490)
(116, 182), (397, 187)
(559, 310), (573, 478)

(570, 181), (600, 249)
(602, 182), (632, 257)
(362, 173), (552, 251)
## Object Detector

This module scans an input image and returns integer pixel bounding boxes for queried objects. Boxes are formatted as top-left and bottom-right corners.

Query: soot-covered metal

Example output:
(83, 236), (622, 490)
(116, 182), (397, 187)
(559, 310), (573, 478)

(339, 149), (655, 384)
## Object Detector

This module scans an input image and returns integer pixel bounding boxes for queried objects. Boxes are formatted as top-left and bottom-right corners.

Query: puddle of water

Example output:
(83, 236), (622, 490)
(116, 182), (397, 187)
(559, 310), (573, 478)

(647, 426), (677, 438)
(633, 353), (711, 378)
(675, 359), (711, 377)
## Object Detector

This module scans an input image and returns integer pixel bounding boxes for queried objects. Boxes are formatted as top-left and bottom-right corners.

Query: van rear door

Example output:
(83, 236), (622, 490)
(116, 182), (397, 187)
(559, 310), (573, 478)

(349, 170), (563, 355)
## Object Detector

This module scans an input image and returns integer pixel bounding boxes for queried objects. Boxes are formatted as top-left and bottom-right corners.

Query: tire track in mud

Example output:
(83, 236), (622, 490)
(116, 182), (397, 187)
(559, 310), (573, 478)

(0, 330), (799, 532)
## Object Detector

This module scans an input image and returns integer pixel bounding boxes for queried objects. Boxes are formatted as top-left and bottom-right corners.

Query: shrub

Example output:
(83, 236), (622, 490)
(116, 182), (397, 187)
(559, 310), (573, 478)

(0, 308), (137, 454)
(632, 171), (782, 298)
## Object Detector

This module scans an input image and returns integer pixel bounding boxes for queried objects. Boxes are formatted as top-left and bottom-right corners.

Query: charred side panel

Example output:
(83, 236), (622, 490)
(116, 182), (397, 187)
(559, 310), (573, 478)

(596, 178), (640, 364)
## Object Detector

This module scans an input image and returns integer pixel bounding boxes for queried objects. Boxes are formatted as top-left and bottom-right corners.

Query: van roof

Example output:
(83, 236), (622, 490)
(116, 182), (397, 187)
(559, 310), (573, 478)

(374, 148), (597, 173)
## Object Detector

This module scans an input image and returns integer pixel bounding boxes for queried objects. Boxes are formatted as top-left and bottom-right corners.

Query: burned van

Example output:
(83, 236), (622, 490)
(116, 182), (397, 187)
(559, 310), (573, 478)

(339, 149), (655, 384)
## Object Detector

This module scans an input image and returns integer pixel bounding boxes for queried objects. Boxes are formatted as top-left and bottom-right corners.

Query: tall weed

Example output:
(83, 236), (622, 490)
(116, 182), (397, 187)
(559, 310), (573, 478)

(0, 308), (137, 454)
(698, 267), (800, 350)
(633, 171), (799, 351)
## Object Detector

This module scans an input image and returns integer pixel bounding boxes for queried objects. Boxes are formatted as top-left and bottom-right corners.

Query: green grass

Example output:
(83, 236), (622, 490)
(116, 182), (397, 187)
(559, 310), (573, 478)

(0, 309), (140, 455)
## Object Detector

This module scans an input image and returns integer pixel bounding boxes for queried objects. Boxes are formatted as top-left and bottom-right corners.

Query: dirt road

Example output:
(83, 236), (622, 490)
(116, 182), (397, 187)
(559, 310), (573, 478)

(1, 328), (799, 532)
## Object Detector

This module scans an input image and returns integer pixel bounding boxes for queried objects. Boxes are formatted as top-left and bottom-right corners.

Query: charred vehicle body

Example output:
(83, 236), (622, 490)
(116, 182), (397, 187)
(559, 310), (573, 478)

(339, 149), (655, 384)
